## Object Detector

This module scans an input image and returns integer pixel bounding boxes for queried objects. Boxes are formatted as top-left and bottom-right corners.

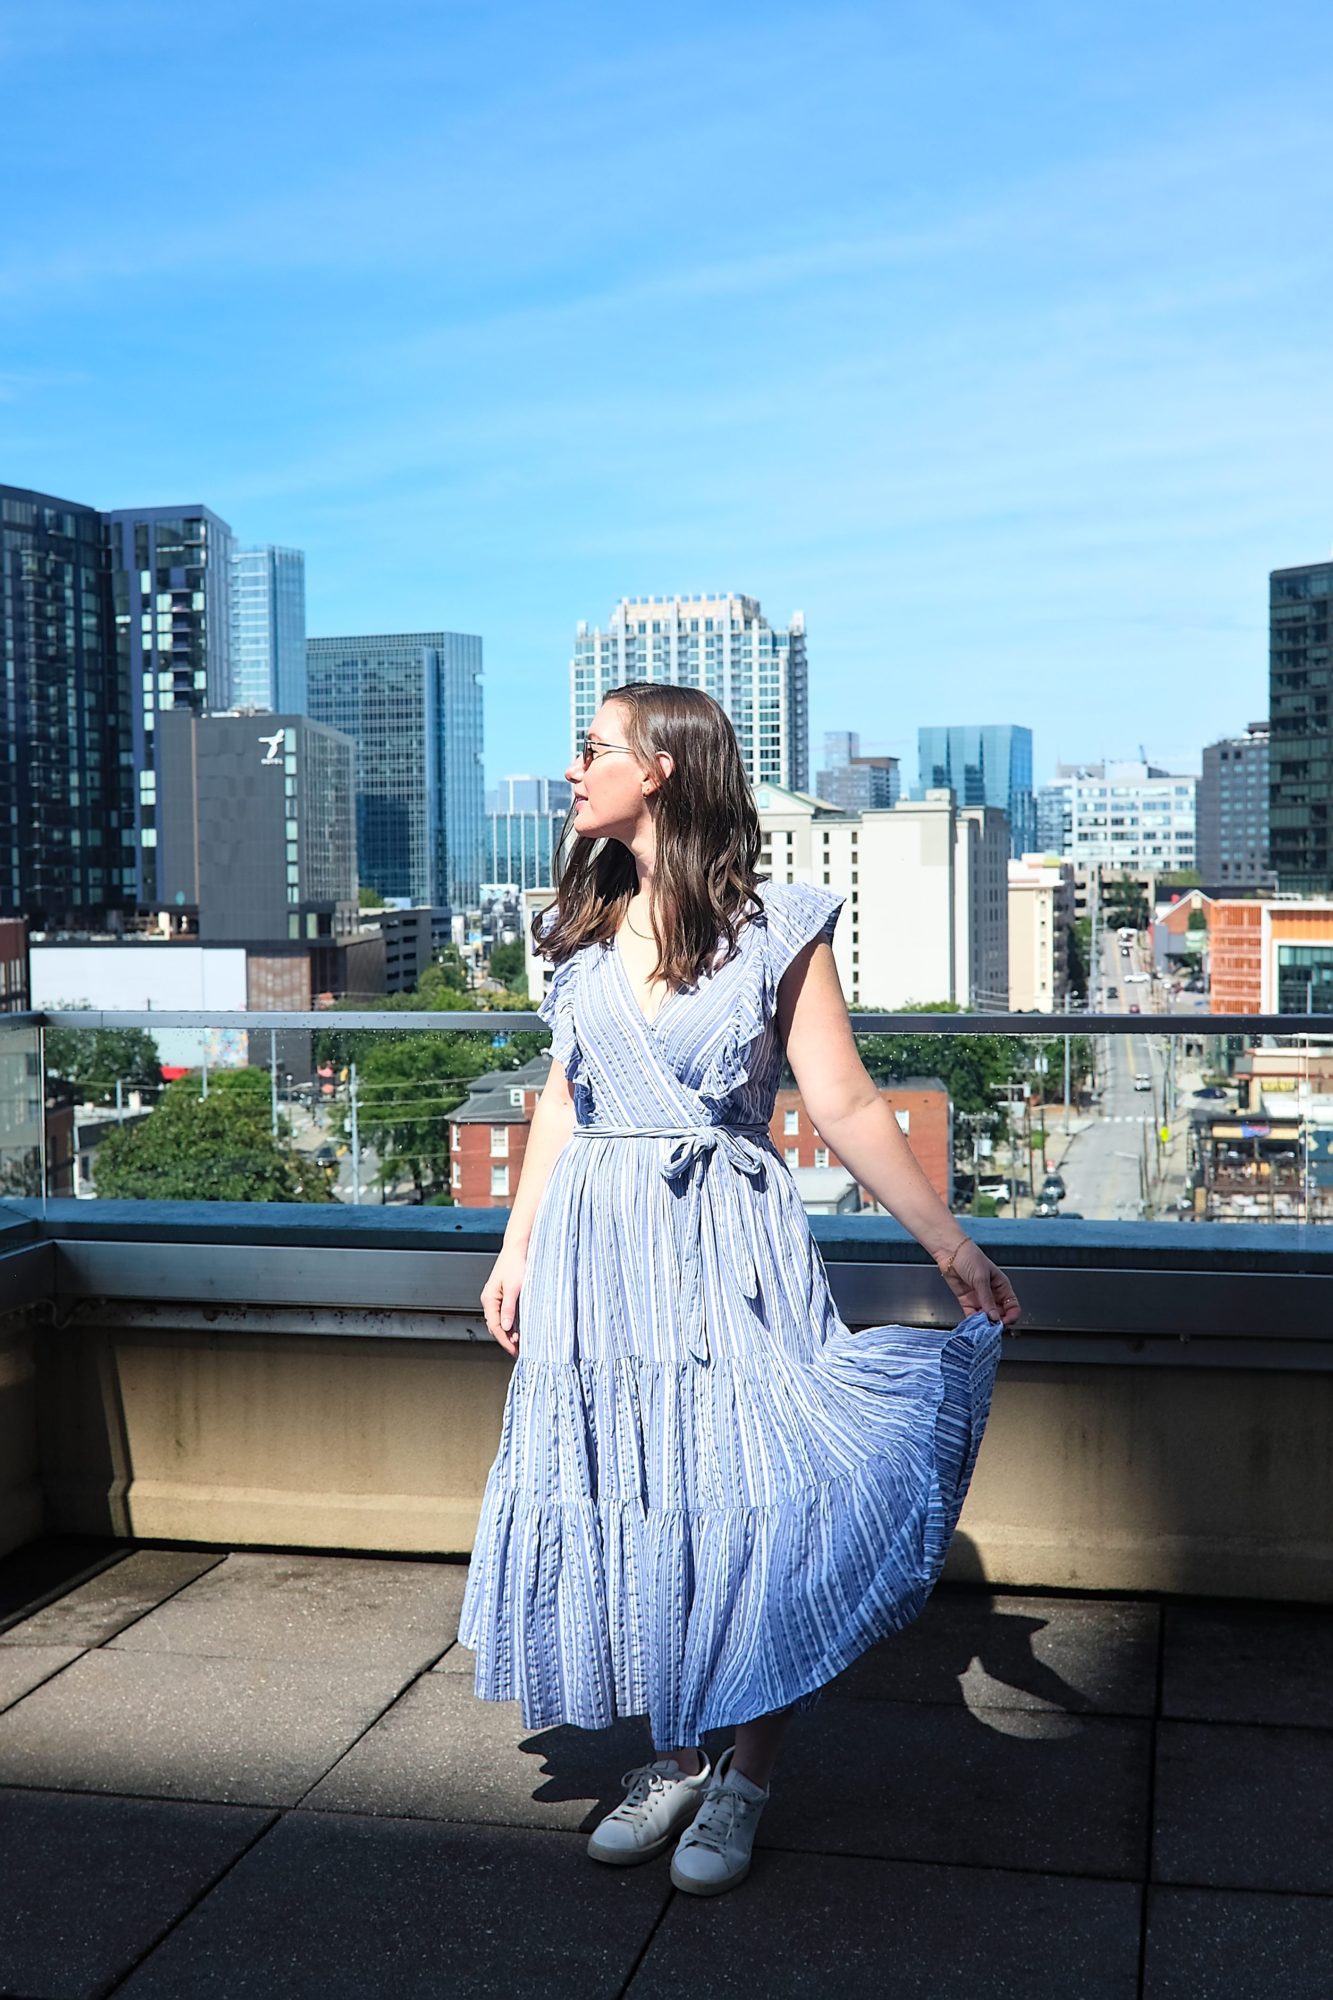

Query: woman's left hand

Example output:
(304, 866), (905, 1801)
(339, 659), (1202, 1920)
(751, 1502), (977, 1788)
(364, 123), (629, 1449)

(935, 1238), (1022, 1328)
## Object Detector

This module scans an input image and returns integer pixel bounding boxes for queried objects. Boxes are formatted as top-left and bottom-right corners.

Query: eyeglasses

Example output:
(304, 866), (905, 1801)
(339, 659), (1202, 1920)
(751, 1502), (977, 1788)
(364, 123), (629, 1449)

(577, 734), (635, 766)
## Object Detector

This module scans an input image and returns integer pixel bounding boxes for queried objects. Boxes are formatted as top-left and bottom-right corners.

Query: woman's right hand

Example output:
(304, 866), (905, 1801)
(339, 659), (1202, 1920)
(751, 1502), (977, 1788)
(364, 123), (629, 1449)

(481, 1242), (528, 1356)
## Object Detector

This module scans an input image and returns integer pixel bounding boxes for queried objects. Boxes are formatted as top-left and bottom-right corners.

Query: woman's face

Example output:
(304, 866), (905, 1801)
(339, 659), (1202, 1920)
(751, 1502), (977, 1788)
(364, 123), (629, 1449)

(565, 702), (669, 843)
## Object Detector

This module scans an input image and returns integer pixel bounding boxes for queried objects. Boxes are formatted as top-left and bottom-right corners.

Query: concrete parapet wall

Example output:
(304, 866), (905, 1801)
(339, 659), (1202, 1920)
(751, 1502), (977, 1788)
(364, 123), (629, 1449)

(19, 1310), (1333, 1602)
(0, 1314), (41, 1560)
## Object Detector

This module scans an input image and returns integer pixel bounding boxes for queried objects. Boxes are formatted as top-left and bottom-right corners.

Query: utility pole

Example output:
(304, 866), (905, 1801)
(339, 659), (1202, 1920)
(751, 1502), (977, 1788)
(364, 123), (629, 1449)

(270, 1031), (279, 1141)
(350, 1061), (361, 1205)
(115, 1078), (124, 1125)
(1062, 988), (1072, 1135)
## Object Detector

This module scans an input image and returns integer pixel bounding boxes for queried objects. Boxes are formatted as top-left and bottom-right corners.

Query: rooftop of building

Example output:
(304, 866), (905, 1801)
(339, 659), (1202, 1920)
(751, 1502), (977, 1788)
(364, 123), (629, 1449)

(1, 1532), (1328, 1997)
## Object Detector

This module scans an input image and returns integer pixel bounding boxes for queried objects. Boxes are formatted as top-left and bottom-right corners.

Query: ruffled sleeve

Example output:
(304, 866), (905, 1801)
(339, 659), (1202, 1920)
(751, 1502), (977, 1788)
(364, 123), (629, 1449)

(763, 880), (846, 986)
(534, 908), (584, 1088)
(695, 880), (844, 1113)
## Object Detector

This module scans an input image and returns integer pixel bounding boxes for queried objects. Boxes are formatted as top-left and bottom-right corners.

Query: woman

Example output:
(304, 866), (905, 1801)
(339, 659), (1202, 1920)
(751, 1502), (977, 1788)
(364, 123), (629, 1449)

(459, 683), (1021, 1898)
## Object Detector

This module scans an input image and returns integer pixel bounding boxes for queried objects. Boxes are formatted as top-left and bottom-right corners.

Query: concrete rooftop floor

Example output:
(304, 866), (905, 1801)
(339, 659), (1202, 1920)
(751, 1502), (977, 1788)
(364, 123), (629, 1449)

(0, 1537), (1331, 1998)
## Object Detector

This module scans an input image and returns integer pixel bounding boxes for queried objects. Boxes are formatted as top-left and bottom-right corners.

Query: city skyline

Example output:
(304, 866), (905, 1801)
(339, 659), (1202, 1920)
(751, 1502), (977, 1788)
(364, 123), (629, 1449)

(3, 4), (1331, 789)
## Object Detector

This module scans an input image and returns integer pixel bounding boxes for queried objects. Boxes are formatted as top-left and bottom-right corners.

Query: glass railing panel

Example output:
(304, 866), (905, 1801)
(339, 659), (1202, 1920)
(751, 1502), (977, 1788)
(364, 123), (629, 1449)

(22, 1010), (1333, 1229)
(0, 1018), (43, 1201)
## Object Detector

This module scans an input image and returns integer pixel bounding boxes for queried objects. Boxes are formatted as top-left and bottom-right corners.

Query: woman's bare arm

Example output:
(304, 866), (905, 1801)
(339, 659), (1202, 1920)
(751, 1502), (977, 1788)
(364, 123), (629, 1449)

(501, 1060), (577, 1251)
(775, 936), (1020, 1324)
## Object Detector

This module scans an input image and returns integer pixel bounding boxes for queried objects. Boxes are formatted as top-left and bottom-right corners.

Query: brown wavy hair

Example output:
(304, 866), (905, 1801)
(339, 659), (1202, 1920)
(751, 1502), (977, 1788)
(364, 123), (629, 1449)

(535, 682), (767, 988)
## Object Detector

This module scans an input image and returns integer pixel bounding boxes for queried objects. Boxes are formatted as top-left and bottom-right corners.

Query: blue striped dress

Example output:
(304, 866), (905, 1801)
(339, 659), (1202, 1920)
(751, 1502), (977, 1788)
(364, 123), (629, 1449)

(458, 879), (1002, 1745)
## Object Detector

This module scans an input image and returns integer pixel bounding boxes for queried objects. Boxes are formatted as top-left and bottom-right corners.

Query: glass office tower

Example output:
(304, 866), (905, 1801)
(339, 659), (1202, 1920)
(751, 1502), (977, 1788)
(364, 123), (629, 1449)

(571, 594), (809, 791)
(103, 504), (235, 905)
(1270, 561), (1333, 894)
(917, 724), (1036, 858)
(307, 630), (485, 910)
(0, 484), (134, 928)
(229, 546), (307, 712)
(486, 775), (575, 889)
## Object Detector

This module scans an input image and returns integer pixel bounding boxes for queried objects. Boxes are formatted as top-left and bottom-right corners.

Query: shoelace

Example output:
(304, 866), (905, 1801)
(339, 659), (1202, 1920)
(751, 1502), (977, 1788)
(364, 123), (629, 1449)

(610, 1762), (685, 1822)
(682, 1784), (756, 1855)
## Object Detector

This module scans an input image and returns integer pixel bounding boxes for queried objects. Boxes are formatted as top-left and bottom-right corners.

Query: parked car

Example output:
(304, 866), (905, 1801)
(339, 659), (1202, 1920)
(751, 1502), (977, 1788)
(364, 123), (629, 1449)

(1194, 1086), (1227, 1100)
(1129, 1003), (1141, 1014)
(1107, 985), (1119, 999)
(1040, 1174), (1067, 1200)
(1032, 1199), (1060, 1218)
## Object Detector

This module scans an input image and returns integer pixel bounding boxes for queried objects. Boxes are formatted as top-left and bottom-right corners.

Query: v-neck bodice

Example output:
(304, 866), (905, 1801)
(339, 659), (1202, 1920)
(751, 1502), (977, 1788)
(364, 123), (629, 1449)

(536, 880), (847, 1132)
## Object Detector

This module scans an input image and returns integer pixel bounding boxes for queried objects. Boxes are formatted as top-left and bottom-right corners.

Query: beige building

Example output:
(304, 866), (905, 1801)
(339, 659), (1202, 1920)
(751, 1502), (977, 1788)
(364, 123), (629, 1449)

(1007, 852), (1076, 1012)
(754, 783), (1008, 1012)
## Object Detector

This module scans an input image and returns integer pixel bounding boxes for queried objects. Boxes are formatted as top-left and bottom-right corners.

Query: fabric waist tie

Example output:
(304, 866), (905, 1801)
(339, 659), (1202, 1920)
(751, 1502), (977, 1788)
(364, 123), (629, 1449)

(571, 1122), (772, 1364)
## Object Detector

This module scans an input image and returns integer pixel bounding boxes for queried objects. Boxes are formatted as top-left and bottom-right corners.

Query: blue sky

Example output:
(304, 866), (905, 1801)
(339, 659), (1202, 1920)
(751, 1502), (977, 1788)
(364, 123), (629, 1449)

(3, 0), (1333, 789)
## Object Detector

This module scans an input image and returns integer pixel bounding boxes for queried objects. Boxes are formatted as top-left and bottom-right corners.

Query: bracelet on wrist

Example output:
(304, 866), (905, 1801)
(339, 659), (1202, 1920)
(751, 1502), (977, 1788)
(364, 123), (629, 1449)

(936, 1238), (969, 1282)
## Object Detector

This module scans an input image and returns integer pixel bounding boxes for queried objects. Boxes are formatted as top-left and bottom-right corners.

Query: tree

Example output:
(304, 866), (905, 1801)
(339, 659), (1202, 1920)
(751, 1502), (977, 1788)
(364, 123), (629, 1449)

(358, 887), (384, 909)
(326, 1034), (474, 1201)
(848, 1002), (1022, 1115)
(1101, 875), (1150, 930)
(94, 1069), (332, 1202)
(487, 939), (527, 989)
(1067, 919), (1090, 1001)
(44, 1001), (161, 1107)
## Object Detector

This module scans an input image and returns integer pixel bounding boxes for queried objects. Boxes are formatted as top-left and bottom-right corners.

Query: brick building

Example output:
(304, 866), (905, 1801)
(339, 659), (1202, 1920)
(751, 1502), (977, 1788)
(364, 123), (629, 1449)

(450, 1061), (954, 1213)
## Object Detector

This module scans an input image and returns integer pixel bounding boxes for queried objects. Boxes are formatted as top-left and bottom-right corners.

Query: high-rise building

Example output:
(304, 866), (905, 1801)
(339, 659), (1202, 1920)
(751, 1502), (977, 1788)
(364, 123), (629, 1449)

(1008, 853), (1076, 1013)
(815, 731), (900, 810)
(1270, 561), (1333, 893)
(1042, 760), (1197, 873)
(307, 630), (485, 910)
(572, 594), (808, 790)
(486, 774), (575, 889)
(229, 546), (307, 713)
(750, 782), (1008, 1011)
(1197, 724), (1272, 889)
(0, 484), (134, 929)
(157, 711), (358, 945)
(916, 725), (1035, 858)
(1035, 784), (1069, 856)
(103, 504), (236, 905)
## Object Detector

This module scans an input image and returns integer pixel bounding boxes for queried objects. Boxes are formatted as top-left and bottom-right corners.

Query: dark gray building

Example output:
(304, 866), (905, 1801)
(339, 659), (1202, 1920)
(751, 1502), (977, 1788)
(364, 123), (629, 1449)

(1197, 724), (1272, 889)
(1270, 559), (1333, 893)
(815, 731), (900, 811)
(103, 504), (235, 906)
(0, 484), (134, 930)
(157, 711), (358, 944)
(307, 630), (485, 913)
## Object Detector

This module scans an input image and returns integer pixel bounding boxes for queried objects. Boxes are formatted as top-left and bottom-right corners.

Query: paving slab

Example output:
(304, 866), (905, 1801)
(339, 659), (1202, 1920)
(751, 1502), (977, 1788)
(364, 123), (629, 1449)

(629, 1851), (1141, 2000)
(0, 1642), (84, 1711)
(0, 1786), (273, 2000)
(305, 1671), (655, 1830)
(1162, 1600), (1333, 1728)
(107, 1551), (466, 1672)
(431, 1636), (474, 1674)
(0, 1647), (418, 1806)
(0, 1533), (132, 1628)
(0, 1547), (225, 1649)
(834, 1590), (1159, 1717)
(113, 1811), (670, 1999)
(752, 1694), (1150, 1878)
(1154, 1720), (1333, 1894)
(1144, 1884), (1333, 1998)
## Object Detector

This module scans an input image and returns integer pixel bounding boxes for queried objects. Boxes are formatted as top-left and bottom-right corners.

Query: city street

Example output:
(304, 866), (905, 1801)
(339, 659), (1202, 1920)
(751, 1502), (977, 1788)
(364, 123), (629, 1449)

(1035, 928), (1210, 1222)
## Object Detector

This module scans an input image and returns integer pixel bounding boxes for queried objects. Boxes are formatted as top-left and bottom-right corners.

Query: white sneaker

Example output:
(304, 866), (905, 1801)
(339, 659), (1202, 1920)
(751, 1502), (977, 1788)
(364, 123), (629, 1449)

(587, 1754), (712, 1865)
(669, 1746), (769, 1895)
